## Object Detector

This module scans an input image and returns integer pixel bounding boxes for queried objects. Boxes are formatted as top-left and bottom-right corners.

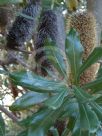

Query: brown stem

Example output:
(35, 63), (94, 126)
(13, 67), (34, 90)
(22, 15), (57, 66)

(0, 105), (18, 123)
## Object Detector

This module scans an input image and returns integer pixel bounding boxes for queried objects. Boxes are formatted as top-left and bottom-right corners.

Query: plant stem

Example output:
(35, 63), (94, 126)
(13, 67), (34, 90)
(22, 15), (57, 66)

(0, 105), (18, 123)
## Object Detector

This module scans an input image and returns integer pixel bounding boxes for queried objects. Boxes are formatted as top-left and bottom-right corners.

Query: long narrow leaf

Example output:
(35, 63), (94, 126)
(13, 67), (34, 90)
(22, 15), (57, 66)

(45, 41), (66, 77)
(44, 87), (68, 109)
(65, 29), (84, 84)
(9, 71), (66, 93)
(27, 107), (63, 136)
(79, 47), (102, 75)
(84, 104), (100, 133)
(10, 92), (49, 111)
(83, 77), (102, 92)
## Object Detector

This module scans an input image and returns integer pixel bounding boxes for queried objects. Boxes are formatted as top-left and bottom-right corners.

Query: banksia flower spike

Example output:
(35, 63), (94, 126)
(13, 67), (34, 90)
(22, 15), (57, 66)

(6, 0), (41, 50)
(66, 12), (100, 85)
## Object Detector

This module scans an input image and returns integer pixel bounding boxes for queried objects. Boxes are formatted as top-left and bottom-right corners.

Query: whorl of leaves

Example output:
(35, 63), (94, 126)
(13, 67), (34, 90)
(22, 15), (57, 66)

(6, 0), (41, 49)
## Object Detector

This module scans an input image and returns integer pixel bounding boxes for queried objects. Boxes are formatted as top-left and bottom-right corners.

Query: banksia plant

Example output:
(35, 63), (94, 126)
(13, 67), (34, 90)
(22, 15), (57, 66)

(6, 0), (41, 50)
(66, 12), (100, 85)
(9, 29), (102, 136)
(1, 1), (102, 136)
(35, 9), (65, 76)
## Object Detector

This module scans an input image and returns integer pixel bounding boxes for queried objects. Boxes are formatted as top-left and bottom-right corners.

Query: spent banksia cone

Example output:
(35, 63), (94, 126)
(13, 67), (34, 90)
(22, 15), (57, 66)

(6, 0), (41, 50)
(0, 5), (11, 34)
(35, 9), (65, 76)
(66, 12), (100, 85)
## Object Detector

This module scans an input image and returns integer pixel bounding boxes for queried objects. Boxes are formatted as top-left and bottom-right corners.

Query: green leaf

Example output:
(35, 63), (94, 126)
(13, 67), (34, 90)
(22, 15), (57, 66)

(67, 117), (76, 131)
(65, 28), (84, 84)
(27, 107), (63, 136)
(96, 65), (102, 79)
(72, 119), (81, 136)
(73, 86), (91, 102)
(84, 104), (100, 133)
(50, 128), (59, 136)
(72, 118), (90, 136)
(61, 98), (79, 119)
(95, 96), (102, 106)
(17, 130), (28, 136)
(10, 92), (49, 111)
(44, 87), (68, 109)
(42, 0), (52, 8)
(61, 128), (69, 136)
(45, 41), (66, 78)
(79, 103), (99, 133)
(9, 71), (66, 93)
(79, 104), (90, 131)
(19, 114), (38, 127)
(79, 47), (102, 76)
(90, 102), (102, 120)
(0, 113), (5, 136)
(0, 0), (22, 5)
(83, 77), (102, 92)
(17, 12), (34, 20)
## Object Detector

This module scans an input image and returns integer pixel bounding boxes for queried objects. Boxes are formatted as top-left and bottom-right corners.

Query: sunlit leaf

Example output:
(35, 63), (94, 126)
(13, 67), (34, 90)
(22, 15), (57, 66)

(9, 71), (66, 93)
(10, 92), (49, 111)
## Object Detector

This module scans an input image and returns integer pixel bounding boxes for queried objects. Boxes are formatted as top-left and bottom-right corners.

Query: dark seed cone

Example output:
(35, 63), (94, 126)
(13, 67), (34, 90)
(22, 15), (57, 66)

(6, 0), (41, 50)
(0, 6), (8, 27)
(66, 12), (100, 85)
(0, 5), (11, 34)
(35, 9), (65, 76)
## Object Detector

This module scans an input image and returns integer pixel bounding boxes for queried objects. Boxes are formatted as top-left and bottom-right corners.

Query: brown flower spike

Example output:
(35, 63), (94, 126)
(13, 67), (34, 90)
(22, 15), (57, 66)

(66, 12), (100, 85)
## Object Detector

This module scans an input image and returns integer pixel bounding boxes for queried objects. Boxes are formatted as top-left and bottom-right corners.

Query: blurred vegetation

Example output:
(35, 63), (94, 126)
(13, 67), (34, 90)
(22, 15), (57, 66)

(0, 0), (102, 136)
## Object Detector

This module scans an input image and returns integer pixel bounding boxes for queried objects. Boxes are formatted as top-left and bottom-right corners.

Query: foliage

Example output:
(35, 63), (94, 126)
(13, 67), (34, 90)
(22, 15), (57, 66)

(0, 0), (102, 136)
(8, 29), (102, 136)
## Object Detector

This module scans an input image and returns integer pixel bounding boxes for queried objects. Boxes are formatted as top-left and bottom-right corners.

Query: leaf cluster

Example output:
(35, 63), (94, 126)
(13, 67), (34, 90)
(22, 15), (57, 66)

(5, 29), (102, 136)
